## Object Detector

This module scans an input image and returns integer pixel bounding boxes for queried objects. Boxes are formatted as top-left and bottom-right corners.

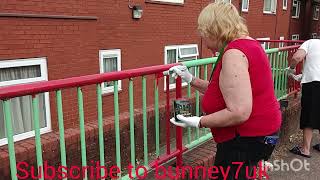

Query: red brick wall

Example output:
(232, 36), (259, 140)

(289, 0), (308, 39)
(0, 0), (208, 131)
(238, 0), (291, 41)
(0, 1), (308, 178)
(0, 0), (304, 134)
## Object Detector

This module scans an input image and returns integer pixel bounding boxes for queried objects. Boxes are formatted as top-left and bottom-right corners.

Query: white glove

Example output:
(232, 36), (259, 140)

(289, 74), (302, 82)
(169, 65), (193, 83)
(170, 114), (201, 128)
(285, 67), (296, 75)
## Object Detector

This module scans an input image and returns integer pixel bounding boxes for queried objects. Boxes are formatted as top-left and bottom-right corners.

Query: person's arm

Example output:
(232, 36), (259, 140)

(199, 49), (252, 128)
(289, 49), (307, 69)
(289, 41), (308, 69)
(190, 77), (209, 94)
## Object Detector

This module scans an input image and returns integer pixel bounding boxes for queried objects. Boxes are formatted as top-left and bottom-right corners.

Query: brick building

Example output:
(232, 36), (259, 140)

(0, 0), (319, 178)
(289, 0), (320, 40)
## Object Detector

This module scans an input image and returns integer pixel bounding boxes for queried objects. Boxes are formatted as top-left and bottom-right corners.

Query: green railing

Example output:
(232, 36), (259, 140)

(0, 45), (301, 180)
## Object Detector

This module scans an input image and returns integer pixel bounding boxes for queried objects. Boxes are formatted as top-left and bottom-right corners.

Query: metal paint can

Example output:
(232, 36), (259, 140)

(174, 99), (192, 122)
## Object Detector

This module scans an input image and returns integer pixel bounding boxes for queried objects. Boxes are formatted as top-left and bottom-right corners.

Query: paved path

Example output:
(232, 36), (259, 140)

(268, 133), (320, 180)
(146, 133), (320, 180)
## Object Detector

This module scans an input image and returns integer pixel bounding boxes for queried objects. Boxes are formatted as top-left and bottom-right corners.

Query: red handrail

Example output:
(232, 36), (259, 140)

(257, 40), (305, 44)
(0, 63), (181, 99)
(279, 45), (301, 51)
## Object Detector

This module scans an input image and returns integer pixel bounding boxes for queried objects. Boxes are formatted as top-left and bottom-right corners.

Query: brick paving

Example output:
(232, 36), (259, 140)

(146, 133), (320, 180)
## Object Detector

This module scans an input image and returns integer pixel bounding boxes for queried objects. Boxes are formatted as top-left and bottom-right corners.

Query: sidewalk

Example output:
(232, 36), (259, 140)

(268, 132), (320, 180)
(147, 133), (320, 180)
(176, 132), (320, 180)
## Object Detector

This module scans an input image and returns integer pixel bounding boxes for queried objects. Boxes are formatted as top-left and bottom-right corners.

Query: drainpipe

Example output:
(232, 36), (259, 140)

(274, 1), (279, 46)
(199, 0), (203, 59)
(288, 0), (293, 40)
(303, 0), (312, 39)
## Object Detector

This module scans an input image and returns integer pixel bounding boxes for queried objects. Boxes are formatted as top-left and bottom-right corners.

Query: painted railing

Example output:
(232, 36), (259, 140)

(257, 39), (304, 49)
(0, 44), (301, 180)
(265, 45), (302, 99)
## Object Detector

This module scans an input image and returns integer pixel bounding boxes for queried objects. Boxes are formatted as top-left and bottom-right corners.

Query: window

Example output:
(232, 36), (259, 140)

(292, 34), (299, 40)
(313, 6), (319, 20)
(215, 0), (232, 3)
(279, 36), (285, 48)
(164, 44), (198, 90)
(148, 0), (184, 4)
(242, 0), (249, 12)
(283, 0), (287, 10)
(263, 0), (277, 14)
(0, 58), (51, 146)
(99, 49), (122, 94)
(292, 34), (299, 45)
(312, 33), (318, 39)
(292, 0), (301, 18)
(257, 37), (270, 50)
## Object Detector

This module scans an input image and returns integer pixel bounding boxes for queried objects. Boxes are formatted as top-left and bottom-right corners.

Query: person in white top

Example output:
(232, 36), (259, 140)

(288, 39), (320, 158)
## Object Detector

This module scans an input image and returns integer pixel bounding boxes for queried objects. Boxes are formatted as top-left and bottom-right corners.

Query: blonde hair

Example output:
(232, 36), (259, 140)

(198, 2), (249, 49)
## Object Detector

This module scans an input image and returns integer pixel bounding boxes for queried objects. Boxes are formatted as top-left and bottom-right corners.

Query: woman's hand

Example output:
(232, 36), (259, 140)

(169, 65), (209, 94)
(170, 115), (202, 128)
(169, 65), (193, 83)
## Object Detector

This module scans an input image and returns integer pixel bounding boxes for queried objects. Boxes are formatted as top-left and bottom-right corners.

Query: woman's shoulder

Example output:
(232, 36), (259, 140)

(228, 38), (259, 46)
(226, 38), (263, 54)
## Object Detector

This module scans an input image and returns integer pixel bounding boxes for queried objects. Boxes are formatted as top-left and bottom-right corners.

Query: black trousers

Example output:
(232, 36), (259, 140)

(300, 81), (320, 130)
(213, 135), (276, 180)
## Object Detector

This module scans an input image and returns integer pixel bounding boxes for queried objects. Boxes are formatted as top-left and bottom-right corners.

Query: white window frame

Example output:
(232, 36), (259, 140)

(292, 0), (301, 18)
(242, 0), (249, 12)
(257, 37), (271, 50)
(292, 34), (299, 40)
(149, 0), (184, 4)
(313, 6), (319, 20)
(99, 49), (122, 94)
(164, 44), (198, 90)
(283, 0), (287, 10)
(312, 33), (317, 39)
(0, 57), (51, 146)
(263, 0), (277, 14)
(279, 36), (285, 48)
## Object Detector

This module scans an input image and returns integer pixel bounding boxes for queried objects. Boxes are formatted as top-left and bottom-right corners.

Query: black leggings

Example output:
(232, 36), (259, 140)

(213, 136), (275, 180)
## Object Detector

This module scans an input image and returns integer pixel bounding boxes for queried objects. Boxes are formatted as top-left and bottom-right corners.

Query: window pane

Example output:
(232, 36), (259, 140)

(242, 0), (248, 9)
(314, 7), (319, 19)
(0, 65), (41, 82)
(264, 0), (271, 11)
(0, 93), (46, 139)
(103, 57), (118, 87)
(103, 57), (117, 73)
(0, 64), (46, 139)
(293, 0), (297, 5)
(215, 0), (231, 3)
(166, 49), (177, 85)
(167, 49), (177, 64)
(271, 0), (276, 11)
(292, 6), (297, 16)
(180, 47), (197, 57)
(283, 0), (287, 8)
(297, 2), (300, 16)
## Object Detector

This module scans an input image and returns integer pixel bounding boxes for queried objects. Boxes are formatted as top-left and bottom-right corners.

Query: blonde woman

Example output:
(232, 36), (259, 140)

(170, 2), (281, 179)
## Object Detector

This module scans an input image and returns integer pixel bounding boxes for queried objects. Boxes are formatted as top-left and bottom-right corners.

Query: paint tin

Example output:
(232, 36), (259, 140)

(174, 99), (192, 122)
